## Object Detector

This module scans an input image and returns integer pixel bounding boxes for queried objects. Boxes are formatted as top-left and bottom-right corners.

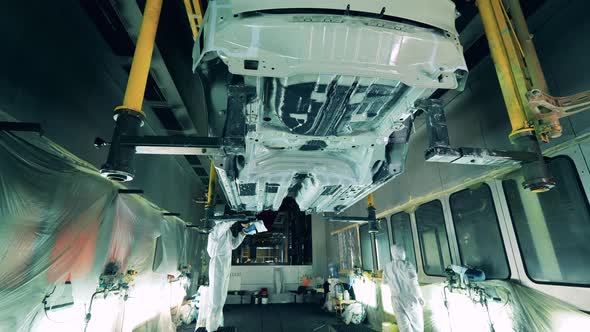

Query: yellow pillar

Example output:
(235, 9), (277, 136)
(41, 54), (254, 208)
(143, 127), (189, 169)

(505, 0), (562, 138)
(476, 0), (533, 138)
(206, 161), (217, 208)
(116, 0), (163, 116)
(367, 193), (375, 208)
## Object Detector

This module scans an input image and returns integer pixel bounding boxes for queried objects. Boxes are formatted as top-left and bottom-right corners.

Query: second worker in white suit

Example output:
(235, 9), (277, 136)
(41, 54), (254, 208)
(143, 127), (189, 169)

(203, 220), (266, 332)
(383, 245), (425, 332)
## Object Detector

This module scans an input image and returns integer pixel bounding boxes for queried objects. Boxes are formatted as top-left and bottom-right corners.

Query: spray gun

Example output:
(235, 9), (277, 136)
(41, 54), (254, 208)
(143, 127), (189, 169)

(448, 264), (486, 288)
(443, 265), (497, 332)
(85, 262), (138, 331)
(97, 262), (137, 300)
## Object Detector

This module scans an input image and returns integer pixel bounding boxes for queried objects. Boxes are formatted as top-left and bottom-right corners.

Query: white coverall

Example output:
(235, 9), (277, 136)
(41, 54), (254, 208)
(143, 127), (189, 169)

(383, 245), (424, 332)
(204, 222), (246, 332)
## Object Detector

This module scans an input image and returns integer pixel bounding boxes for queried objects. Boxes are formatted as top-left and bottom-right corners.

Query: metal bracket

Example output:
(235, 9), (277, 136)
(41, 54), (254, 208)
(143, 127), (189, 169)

(96, 135), (242, 157)
(328, 216), (372, 223)
(329, 208), (384, 273)
(416, 98), (555, 191)
(416, 99), (538, 166)
(527, 88), (590, 140)
(328, 204), (381, 231)
(119, 135), (227, 156)
(426, 146), (538, 166)
(527, 89), (590, 120)
(0, 121), (43, 135)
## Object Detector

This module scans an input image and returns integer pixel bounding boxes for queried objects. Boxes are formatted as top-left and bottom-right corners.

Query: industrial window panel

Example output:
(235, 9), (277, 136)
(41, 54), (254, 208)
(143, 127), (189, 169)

(415, 200), (452, 276)
(450, 184), (510, 279)
(359, 224), (373, 272)
(390, 212), (417, 268)
(503, 156), (590, 285)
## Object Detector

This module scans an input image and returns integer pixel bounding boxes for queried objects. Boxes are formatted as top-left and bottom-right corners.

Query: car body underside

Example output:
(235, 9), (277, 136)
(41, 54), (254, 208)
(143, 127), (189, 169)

(193, 0), (467, 213)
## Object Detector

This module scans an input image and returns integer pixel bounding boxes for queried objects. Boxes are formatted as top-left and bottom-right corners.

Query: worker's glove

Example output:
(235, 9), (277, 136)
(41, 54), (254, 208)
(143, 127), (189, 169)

(243, 221), (268, 235)
(243, 223), (257, 235)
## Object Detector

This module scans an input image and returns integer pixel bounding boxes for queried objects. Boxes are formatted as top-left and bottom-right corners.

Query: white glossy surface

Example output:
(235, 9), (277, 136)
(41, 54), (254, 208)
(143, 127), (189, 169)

(230, 0), (459, 33)
(195, 0), (467, 212)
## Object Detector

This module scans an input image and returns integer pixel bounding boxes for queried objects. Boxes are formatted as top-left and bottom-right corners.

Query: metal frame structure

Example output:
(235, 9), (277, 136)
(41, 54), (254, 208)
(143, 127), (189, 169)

(182, 0), (203, 39)
(96, 0), (590, 222)
(328, 193), (383, 274)
(100, 0), (163, 182)
(400, 0), (590, 196)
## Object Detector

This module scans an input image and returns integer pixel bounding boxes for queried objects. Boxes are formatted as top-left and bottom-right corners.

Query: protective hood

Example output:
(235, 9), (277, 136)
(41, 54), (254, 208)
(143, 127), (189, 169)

(391, 245), (406, 261)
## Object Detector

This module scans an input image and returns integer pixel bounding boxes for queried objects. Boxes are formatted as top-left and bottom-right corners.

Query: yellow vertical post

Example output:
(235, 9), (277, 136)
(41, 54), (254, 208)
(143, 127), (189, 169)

(116, 0), (163, 116)
(476, 0), (555, 192)
(477, 0), (532, 137)
(182, 0), (204, 40)
(206, 160), (217, 208)
(506, 0), (562, 138)
(505, 0), (548, 93)
(191, 0), (204, 27)
(183, 0), (198, 39)
(100, 0), (163, 182)
(367, 193), (375, 208)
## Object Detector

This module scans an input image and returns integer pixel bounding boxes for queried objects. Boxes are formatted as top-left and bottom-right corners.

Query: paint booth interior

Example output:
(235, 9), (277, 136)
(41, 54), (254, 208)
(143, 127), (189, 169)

(2, 0), (590, 331)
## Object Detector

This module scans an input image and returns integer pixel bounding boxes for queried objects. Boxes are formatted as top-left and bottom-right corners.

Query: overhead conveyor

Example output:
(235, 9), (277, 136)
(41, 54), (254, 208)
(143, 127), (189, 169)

(97, 0), (243, 184)
(93, 0), (590, 207)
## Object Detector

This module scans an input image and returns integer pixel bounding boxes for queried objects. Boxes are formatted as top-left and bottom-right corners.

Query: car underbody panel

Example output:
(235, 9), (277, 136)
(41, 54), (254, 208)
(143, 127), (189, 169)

(193, 0), (467, 213)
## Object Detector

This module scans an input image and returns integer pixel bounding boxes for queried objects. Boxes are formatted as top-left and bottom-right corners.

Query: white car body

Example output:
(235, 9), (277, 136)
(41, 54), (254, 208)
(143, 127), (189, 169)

(193, 0), (467, 213)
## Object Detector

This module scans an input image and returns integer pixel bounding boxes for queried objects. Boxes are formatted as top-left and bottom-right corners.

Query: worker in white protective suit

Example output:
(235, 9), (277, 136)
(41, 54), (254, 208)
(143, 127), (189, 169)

(203, 221), (247, 332)
(383, 245), (424, 332)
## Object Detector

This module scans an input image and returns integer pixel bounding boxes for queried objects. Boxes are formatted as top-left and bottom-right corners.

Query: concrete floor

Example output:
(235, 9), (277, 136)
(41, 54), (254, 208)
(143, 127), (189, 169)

(179, 303), (375, 332)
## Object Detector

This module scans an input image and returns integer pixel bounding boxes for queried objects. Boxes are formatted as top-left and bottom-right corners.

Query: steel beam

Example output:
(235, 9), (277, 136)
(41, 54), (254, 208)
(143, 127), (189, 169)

(119, 135), (224, 156)
(0, 121), (42, 135)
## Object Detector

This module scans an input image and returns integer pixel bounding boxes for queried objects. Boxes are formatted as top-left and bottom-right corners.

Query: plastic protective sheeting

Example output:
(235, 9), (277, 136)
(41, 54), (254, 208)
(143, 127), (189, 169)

(503, 281), (590, 332)
(0, 116), (203, 332)
(195, 286), (209, 328)
(423, 280), (590, 332)
(336, 227), (361, 271)
(273, 268), (284, 294)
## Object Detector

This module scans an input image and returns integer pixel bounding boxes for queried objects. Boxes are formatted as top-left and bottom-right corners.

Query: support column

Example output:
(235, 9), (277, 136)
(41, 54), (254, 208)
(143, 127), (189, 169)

(367, 193), (380, 274)
(476, 0), (554, 192)
(417, 99), (461, 163)
(312, 214), (328, 278)
(506, 0), (562, 139)
(101, 0), (163, 181)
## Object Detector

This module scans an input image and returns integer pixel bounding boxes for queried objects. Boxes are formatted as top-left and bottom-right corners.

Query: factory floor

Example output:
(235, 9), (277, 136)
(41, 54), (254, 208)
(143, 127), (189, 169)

(178, 303), (375, 332)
